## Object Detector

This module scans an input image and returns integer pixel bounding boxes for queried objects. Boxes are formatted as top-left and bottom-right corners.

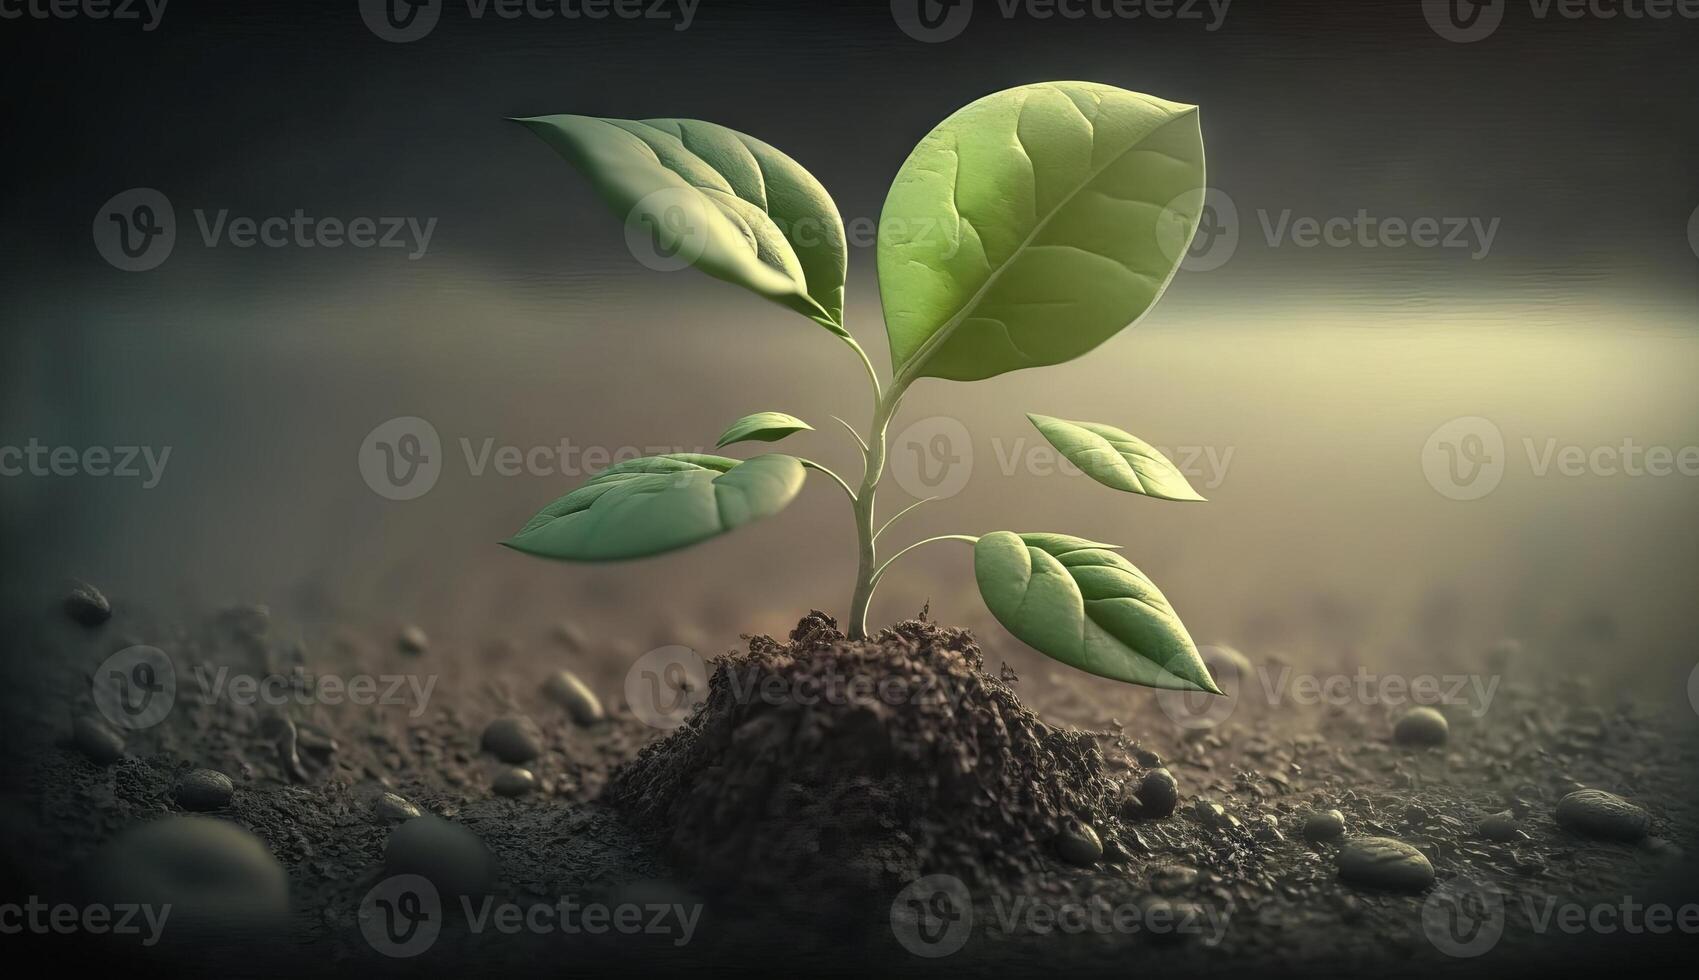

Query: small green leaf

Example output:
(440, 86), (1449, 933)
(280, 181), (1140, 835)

(1027, 414), (1205, 501)
(716, 412), (813, 449)
(878, 81), (1206, 383)
(513, 114), (847, 335)
(973, 531), (1219, 693)
(505, 454), (805, 562)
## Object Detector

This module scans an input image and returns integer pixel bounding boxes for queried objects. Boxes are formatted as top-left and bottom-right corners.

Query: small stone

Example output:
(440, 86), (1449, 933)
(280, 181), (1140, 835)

(1141, 897), (1207, 945)
(397, 625), (429, 656)
(1304, 809), (1346, 843)
(552, 622), (586, 651)
(384, 815), (495, 897)
(87, 817), (288, 934)
(73, 715), (125, 764)
(1150, 864), (1200, 895)
(1252, 813), (1284, 843)
(1555, 789), (1649, 842)
(65, 583), (112, 626)
(1478, 811), (1519, 842)
(1101, 835), (1131, 864)
(1054, 818), (1103, 866)
(493, 767), (536, 797)
(374, 793), (421, 822)
(480, 715), (543, 764)
(174, 769), (234, 811)
(1393, 707), (1449, 746)
(1192, 799), (1240, 830)
(541, 670), (604, 726)
(1337, 837), (1435, 892)
(1131, 767), (1179, 819)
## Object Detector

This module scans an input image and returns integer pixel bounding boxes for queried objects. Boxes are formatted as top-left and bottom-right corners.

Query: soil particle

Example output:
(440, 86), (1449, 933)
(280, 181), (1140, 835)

(72, 714), (125, 764)
(1055, 818), (1104, 866)
(1555, 788), (1649, 841)
(482, 715), (544, 764)
(174, 768), (235, 811)
(493, 766), (537, 797)
(542, 669), (605, 726)
(85, 816), (288, 931)
(1336, 837), (1435, 892)
(374, 792), (421, 821)
(1478, 810), (1520, 842)
(1130, 766), (1180, 819)
(398, 625), (429, 655)
(64, 582), (112, 626)
(1392, 707), (1449, 747)
(383, 814), (496, 898)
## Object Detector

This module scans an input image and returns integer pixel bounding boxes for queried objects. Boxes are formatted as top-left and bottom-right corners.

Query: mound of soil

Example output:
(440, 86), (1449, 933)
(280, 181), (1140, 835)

(607, 612), (1129, 899)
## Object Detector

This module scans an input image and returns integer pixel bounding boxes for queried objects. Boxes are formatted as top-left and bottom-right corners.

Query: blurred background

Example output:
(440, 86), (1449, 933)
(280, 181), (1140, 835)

(2, 0), (1695, 705)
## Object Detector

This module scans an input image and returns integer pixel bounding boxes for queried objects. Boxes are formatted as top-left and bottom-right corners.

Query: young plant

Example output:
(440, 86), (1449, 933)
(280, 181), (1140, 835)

(504, 81), (1220, 695)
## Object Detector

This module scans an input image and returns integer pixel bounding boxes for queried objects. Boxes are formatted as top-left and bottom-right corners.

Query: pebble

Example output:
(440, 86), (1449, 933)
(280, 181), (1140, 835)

(1150, 864), (1200, 895)
(64, 583), (112, 626)
(87, 816), (288, 931)
(1555, 788), (1649, 842)
(398, 625), (429, 656)
(1304, 809), (1346, 842)
(1478, 811), (1520, 842)
(1054, 818), (1103, 866)
(174, 769), (234, 811)
(542, 670), (605, 726)
(1393, 707), (1449, 746)
(1192, 800), (1240, 831)
(553, 622), (586, 652)
(73, 715), (125, 764)
(493, 767), (537, 797)
(1128, 767), (1179, 819)
(481, 715), (543, 763)
(374, 792), (421, 821)
(384, 815), (495, 897)
(1337, 837), (1435, 892)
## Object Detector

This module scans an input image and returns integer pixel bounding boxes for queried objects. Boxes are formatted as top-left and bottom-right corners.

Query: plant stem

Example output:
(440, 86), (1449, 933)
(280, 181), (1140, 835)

(870, 534), (978, 587)
(846, 379), (906, 640)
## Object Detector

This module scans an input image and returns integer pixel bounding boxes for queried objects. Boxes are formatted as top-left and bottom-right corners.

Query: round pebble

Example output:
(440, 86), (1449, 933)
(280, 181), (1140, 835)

(86, 816), (287, 932)
(493, 767), (537, 797)
(1555, 788), (1649, 842)
(397, 625), (429, 655)
(1134, 767), (1179, 818)
(384, 814), (495, 897)
(1054, 818), (1103, 867)
(73, 715), (125, 764)
(1478, 811), (1519, 842)
(64, 583), (112, 626)
(374, 792), (421, 822)
(1337, 837), (1435, 892)
(1393, 707), (1449, 746)
(481, 715), (543, 763)
(1304, 809), (1346, 842)
(174, 768), (234, 811)
(542, 670), (605, 726)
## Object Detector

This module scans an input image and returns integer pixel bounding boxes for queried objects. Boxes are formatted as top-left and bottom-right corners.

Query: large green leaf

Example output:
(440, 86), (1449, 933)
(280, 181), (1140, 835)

(1027, 414), (1205, 501)
(973, 531), (1220, 693)
(504, 454), (805, 562)
(878, 82), (1206, 383)
(514, 115), (847, 334)
(716, 412), (813, 449)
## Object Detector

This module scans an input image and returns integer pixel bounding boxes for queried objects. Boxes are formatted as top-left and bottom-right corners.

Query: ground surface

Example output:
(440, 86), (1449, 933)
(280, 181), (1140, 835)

(2, 593), (1696, 977)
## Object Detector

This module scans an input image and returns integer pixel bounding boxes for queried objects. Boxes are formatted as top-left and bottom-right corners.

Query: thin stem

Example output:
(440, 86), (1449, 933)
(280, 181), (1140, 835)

(840, 333), (884, 409)
(874, 496), (938, 542)
(845, 379), (910, 639)
(870, 534), (978, 588)
(829, 415), (870, 456)
(799, 459), (856, 504)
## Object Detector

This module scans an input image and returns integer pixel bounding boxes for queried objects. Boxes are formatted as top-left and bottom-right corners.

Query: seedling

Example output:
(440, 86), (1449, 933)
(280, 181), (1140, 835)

(504, 81), (1221, 694)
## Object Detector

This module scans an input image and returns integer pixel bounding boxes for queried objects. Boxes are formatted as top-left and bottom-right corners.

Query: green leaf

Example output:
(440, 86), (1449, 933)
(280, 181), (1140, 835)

(504, 454), (806, 562)
(973, 531), (1219, 693)
(716, 412), (813, 449)
(877, 82), (1206, 383)
(1027, 414), (1205, 501)
(514, 114), (847, 334)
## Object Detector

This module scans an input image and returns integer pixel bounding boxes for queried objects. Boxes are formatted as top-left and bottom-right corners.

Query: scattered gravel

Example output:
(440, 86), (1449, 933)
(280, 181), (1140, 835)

(481, 715), (543, 764)
(1337, 837), (1435, 891)
(1555, 788), (1650, 841)
(174, 768), (235, 811)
